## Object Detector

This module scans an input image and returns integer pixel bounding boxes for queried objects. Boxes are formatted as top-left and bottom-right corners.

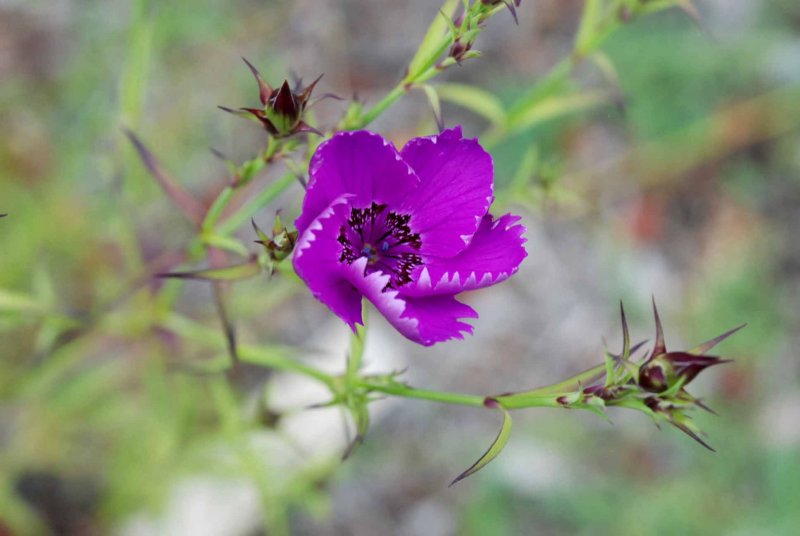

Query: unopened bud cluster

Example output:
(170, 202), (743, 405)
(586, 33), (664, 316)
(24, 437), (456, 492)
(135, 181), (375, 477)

(495, 301), (742, 450)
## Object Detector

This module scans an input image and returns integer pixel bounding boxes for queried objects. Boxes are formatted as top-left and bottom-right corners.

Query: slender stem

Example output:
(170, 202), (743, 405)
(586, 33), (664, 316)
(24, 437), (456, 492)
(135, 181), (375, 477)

(239, 346), (336, 389)
(493, 394), (564, 410)
(359, 381), (486, 407)
(218, 171), (296, 235)
(162, 313), (336, 388)
(354, 84), (408, 130)
(352, 2), (522, 131)
(202, 185), (234, 233)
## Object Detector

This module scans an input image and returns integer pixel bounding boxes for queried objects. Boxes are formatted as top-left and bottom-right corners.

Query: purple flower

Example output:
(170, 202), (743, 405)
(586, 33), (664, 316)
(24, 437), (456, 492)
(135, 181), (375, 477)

(293, 127), (527, 346)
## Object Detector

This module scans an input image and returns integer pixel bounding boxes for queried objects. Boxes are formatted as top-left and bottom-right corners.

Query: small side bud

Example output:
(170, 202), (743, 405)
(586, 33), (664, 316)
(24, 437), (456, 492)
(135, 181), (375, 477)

(252, 214), (298, 263)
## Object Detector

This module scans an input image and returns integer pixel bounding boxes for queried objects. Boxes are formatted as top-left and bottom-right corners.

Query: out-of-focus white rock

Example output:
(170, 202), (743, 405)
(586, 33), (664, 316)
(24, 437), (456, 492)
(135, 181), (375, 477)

(117, 317), (405, 536)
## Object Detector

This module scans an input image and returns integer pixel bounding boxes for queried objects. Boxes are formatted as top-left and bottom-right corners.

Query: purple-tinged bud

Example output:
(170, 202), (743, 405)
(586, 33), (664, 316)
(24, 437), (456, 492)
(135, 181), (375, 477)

(449, 39), (474, 64)
(639, 356), (671, 392)
(638, 300), (743, 393)
(223, 59), (324, 138)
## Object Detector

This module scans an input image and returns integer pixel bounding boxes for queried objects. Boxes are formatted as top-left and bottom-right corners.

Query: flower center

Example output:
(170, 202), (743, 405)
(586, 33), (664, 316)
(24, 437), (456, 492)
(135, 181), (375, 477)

(338, 202), (422, 289)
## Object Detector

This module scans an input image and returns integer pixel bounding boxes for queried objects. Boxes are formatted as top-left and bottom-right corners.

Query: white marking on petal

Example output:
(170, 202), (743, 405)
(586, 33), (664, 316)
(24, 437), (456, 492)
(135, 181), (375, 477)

(417, 266), (432, 290)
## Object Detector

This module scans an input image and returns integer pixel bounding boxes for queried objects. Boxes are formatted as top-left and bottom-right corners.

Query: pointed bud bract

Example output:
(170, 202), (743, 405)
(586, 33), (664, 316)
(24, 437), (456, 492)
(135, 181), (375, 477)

(230, 60), (323, 138)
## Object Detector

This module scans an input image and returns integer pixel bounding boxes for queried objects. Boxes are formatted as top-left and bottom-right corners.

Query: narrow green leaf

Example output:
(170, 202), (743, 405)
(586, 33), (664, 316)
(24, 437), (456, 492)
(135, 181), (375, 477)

(507, 145), (539, 194)
(0, 289), (44, 314)
(589, 51), (622, 91)
(202, 233), (251, 257)
(498, 363), (605, 399)
(157, 259), (261, 281)
(124, 130), (205, 225)
(407, 0), (459, 78)
(450, 399), (512, 486)
(343, 401), (370, 460)
(603, 351), (616, 388)
(507, 90), (615, 134)
(421, 84), (444, 132)
(436, 83), (506, 125)
(202, 186), (234, 233)
(505, 58), (573, 121)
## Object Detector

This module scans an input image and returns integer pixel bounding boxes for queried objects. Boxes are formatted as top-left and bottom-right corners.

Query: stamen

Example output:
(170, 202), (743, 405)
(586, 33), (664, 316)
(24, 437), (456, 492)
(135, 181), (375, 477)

(338, 202), (422, 289)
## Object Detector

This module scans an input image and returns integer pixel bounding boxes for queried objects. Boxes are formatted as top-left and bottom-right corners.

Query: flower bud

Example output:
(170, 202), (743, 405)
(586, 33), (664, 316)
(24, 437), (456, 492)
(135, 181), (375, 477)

(223, 58), (323, 138)
(638, 300), (739, 393)
(639, 355), (671, 392)
(252, 214), (298, 263)
(448, 38), (474, 64)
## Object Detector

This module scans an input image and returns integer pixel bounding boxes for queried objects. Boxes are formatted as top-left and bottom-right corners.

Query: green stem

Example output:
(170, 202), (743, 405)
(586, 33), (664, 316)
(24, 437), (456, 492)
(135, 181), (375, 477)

(493, 394), (565, 410)
(359, 381), (486, 407)
(162, 313), (336, 388)
(202, 185), (234, 233)
(218, 171), (296, 236)
(354, 84), (408, 130)
(239, 346), (335, 389)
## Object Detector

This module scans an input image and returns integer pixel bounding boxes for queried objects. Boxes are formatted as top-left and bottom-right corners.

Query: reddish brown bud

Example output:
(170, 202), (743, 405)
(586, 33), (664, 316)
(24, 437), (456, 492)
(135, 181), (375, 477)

(224, 59), (324, 138)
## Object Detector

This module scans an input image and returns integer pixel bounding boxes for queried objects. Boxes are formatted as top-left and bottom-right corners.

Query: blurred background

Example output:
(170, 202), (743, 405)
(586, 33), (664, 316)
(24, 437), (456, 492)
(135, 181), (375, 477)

(2, 0), (800, 534)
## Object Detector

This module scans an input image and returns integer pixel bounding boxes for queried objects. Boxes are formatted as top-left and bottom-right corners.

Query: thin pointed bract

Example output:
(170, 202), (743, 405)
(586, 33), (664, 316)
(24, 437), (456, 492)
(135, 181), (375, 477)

(620, 301), (630, 357)
(294, 121), (324, 137)
(298, 73), (324, 102)
(650, 297), (666, 360)
(629, 339), (649, 357)
(124, 130), (205, 226)
(309, 93), (345, 108)
(670, 417), (715, 452)
(211, 281), (240, 375)
(217, 105), (258, 121)
(242, 57), (272, 105)
(504, 0), (519, 24)
(690, 323), (747, 355)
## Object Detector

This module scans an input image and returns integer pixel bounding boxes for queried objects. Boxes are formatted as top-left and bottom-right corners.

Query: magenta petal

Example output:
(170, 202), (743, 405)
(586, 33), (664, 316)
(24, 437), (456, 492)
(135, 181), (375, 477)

(295, 131), (420, 235)
(399, 126), (494, 257)
(293, 197), (363, 329)
(399, 293), (478, 346)
(342, 259), (478, 346)
(402, 214), (527, 296)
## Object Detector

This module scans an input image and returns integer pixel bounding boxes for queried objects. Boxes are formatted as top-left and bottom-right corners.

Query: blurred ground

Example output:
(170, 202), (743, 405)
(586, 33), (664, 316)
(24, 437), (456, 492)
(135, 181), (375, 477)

(2, 0), (800, 534)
